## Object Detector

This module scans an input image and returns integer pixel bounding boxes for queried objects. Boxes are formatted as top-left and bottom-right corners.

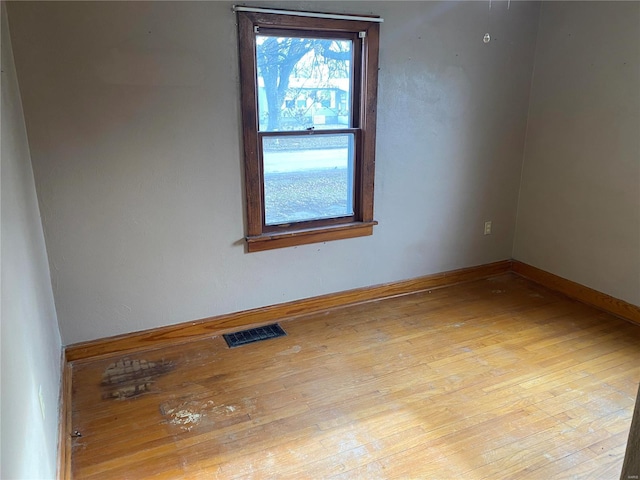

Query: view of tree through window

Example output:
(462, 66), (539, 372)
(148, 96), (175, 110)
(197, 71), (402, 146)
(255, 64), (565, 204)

(256, 36), (352, 131)
(256, 36), (355, 225)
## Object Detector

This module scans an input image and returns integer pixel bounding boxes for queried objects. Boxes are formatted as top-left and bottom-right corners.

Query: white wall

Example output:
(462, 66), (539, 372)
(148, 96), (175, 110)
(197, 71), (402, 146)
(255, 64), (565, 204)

(7, 1), (540, 344)
(1, 2), (62, 478)
(514, 1), (640, 306)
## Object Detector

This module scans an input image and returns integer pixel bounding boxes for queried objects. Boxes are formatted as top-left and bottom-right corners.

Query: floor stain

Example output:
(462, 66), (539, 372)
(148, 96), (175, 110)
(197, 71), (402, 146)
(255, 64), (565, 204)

(101, 357), (174, 400)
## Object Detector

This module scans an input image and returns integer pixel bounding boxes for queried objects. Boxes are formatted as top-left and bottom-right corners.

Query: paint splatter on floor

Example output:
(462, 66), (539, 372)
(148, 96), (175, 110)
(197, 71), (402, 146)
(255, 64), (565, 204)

(278, 345), (302, 355)
(160, 399), (246, 432)
(167, 409), (203, 431)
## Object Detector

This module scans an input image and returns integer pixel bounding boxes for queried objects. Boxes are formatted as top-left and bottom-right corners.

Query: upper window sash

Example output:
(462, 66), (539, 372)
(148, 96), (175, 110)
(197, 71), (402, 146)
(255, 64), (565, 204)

(254, 31), (359, 133)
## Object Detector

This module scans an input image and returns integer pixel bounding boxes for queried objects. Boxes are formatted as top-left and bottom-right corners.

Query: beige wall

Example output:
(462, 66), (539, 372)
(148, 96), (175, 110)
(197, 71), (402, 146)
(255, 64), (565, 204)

(7, 1), (540, 344)
(514, 1), (640, 306)
(1, 3), (62, 478)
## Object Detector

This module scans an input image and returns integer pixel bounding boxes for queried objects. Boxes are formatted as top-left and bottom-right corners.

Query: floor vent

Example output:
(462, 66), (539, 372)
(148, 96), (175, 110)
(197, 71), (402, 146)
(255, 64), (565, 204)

(223, 324), (287, 348)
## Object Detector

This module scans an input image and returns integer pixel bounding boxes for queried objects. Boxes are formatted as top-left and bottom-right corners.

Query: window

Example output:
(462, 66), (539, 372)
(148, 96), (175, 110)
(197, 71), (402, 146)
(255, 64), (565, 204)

(237, 8), (381, 252)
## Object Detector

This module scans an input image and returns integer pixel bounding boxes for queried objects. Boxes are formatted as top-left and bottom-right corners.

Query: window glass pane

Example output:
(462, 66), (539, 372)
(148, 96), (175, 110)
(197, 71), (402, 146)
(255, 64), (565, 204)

(263, 134), (355, 225)
(256, 35), (352, 132)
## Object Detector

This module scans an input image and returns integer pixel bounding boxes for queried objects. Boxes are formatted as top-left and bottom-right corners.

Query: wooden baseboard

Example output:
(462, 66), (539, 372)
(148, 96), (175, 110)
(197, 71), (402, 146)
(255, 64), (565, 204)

(65, 260), (512, 362)
(64, 259), (640, 362)
(56, 350), (72, 480)
(512, 260), (640, 326)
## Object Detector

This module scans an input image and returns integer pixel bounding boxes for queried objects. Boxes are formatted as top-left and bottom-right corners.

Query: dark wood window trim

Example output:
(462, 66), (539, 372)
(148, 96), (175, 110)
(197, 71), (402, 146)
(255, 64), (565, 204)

(237, 9), (380, 252)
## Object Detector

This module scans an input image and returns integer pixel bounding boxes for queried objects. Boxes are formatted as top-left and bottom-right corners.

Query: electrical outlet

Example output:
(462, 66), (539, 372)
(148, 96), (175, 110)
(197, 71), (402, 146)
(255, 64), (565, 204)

(484, 221), (492, 235)
(39, 385), (46, 420)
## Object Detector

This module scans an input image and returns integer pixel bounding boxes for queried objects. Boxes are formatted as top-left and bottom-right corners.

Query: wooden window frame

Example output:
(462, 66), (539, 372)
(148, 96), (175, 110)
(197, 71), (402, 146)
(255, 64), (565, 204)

(237, 9), (380, 252)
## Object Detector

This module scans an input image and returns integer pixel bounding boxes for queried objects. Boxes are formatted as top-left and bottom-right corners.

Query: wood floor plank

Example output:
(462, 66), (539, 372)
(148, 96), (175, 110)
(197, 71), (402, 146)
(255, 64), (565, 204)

(69, 274), (640, 479)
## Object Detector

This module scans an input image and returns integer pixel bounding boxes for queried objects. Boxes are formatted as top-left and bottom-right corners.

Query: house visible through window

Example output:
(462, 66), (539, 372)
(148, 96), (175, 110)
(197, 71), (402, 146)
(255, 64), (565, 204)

(236, 8), (381, 252)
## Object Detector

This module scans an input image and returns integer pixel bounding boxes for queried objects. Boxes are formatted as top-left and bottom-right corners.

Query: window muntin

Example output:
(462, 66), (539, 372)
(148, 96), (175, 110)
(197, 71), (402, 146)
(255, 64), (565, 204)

(237, 10), (380, 251)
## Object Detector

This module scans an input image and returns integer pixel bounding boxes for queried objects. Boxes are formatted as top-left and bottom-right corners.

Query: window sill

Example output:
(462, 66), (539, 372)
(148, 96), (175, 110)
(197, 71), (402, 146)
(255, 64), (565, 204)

(246, 221), (378, 252)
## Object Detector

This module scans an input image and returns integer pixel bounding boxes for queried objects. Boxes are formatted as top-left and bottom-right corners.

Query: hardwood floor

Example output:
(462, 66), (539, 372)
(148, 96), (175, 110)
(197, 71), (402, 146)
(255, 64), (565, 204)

(69, 274), (640, 479)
